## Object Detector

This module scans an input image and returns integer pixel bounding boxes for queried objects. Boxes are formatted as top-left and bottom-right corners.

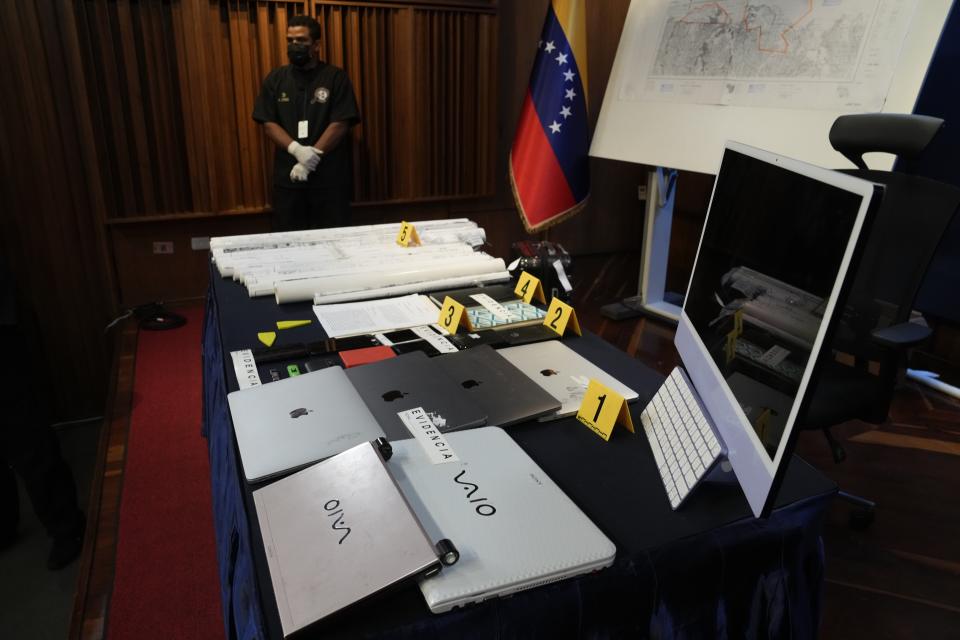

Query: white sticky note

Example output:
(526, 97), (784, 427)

(397, 407), (459, 465)
(759, 345), (791, 367)
(469, 293), (516, 322)
(230, 349), (262, 389)
(552, 259), (573, 293)
(410, 326), (458, 353)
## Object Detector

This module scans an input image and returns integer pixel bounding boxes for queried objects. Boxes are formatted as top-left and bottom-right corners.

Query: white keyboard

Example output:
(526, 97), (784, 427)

(639, 368), (723, 509)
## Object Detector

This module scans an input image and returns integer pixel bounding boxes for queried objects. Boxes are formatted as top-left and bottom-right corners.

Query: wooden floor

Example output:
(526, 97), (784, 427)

(71, 253), (960, 639)
(69, 318), (139, 640)
(571, 253), (960, 640)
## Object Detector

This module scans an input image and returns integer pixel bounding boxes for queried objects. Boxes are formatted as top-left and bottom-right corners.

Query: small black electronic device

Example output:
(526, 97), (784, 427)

(510, 241), (573, 301)
(499, 325), (560, 346)
(446, 330), (509, 351)
(333, 335), (382, 351)
(253, 344), (309, 364)
(305, 335), (381, 355)
(381, 329), (420, 344)
(391, 340), (441, 357)
(304, 356), (342, 372)
(134, 302), (187, 331)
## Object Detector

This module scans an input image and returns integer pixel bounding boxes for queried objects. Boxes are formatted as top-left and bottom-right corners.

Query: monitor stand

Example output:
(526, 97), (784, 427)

(601, 167), (683, 324)
(702, 457), (738, 486)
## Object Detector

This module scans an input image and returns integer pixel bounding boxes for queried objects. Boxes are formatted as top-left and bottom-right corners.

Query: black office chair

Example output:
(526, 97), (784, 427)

(801, 113), (960, 527)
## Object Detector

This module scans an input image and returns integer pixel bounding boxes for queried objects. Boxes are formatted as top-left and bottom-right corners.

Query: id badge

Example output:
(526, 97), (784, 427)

(297, 120), (308, 139)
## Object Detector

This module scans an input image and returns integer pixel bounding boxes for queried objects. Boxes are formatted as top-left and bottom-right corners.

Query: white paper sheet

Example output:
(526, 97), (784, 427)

(313, 294), (441, 338)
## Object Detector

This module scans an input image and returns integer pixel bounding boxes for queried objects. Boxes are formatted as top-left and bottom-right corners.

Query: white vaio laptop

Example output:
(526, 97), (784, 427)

(389, 426), (616, 613)
(497, 340), (639, 420)
(227, 366), (386, 482)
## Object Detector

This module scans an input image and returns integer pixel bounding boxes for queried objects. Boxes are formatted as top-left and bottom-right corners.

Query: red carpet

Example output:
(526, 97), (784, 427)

(108, 307), (224, 639)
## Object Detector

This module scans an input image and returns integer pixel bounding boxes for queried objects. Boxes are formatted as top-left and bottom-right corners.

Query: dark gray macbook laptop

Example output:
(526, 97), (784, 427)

(433, 345), (561, 425)
(346, 351), (488, 441)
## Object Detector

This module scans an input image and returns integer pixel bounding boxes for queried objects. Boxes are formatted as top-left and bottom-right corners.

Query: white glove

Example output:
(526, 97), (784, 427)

(290, 163), (310, 182)
(287, 141), (321, 172)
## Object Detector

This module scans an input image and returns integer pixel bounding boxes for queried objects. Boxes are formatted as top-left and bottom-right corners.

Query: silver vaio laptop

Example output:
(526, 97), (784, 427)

(254, 439), (454, 636)
(228, 366), (386, 482)
(497, 341), (639, 420)
(389, 427), (616, 613)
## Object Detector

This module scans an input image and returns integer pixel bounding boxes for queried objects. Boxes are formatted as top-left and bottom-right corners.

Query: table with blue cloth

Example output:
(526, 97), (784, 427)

(201, 265), (835, 639)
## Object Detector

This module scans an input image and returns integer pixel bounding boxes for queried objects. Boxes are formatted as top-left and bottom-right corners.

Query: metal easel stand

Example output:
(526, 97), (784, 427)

(601, 167), (682, 324)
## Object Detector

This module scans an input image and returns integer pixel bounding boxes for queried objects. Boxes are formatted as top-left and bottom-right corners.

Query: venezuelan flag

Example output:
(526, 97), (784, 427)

(510, 0), (590, 233)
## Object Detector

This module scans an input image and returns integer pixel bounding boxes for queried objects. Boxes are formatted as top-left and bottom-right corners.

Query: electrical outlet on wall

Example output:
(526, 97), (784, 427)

(191, 236), (211, 250)
(153, 241), (174, 254)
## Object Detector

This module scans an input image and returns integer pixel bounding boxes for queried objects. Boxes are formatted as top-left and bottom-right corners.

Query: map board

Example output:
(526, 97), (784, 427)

(591, 0), (953, 174)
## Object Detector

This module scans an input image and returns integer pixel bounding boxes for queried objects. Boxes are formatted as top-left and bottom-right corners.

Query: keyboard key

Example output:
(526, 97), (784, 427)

(691, 457), (706, 476)
(646, 431), (667, 471)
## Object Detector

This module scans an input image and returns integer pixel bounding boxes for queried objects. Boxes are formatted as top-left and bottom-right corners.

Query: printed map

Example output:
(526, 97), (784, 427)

(620, 0), (918, 110)
(653, 1), (868, 81)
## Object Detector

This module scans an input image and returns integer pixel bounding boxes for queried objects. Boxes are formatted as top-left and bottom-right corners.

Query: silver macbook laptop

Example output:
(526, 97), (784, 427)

(228, 366), (386, 482)
(389, 427), (616, 613)
(254, 439), (448, 636)
(497, 341), (639, 420)
(345, 351), (487, 441)
(433, 345), (561, 425)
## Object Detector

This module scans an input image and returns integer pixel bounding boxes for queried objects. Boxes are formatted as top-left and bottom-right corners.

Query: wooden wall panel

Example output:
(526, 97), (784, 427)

(74, 0), (307, 218)
(316, 1), (497, 202)
(66, 0), (498, 219)
(109, 215), (271, 305)
(0, 1), (116, 420)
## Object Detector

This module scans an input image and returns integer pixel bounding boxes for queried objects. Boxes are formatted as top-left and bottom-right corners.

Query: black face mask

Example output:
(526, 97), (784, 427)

(287, 42), (312, 67)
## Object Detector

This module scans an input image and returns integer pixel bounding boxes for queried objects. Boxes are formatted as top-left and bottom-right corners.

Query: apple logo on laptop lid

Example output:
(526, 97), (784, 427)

(382, 390), (409, 402)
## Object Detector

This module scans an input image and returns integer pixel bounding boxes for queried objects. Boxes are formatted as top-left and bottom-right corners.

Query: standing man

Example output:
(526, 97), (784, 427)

(1, 254), (85, 570)
(253, 15), (361, 231)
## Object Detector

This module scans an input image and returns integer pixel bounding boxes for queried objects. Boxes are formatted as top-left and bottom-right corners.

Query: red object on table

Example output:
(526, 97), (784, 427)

(338, 345), (396, 368)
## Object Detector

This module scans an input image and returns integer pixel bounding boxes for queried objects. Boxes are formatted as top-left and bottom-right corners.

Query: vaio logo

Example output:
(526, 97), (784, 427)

(324, 499), (351, 544)
(453, 470), (497, 516)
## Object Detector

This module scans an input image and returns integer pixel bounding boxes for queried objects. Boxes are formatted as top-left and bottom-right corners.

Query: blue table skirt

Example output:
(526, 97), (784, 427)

(201, 280), (833, 640)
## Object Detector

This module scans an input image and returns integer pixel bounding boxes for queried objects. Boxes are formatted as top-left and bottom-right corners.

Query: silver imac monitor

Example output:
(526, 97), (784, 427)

(644, 140), (879, 518)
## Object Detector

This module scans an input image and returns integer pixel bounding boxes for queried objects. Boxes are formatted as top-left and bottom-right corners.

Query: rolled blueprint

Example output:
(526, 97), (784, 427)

(210, 219), (484, 257)
(214, 227), (486, 277)
(274, 256), (507, 304)
(242, 245), (480, 296)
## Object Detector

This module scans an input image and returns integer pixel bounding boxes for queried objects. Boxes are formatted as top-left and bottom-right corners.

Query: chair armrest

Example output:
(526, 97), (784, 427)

(870, 322), (932, 348)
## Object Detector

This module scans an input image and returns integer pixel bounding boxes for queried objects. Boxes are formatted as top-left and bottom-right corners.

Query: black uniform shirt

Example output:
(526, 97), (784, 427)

(252, 62), (360, 189)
